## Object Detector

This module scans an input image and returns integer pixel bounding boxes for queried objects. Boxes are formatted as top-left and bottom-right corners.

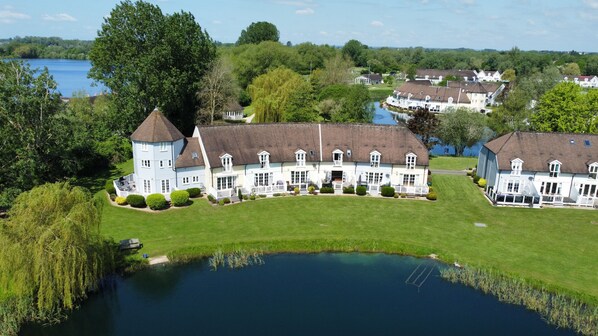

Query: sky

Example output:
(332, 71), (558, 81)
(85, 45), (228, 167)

(0, 0), (597, 52)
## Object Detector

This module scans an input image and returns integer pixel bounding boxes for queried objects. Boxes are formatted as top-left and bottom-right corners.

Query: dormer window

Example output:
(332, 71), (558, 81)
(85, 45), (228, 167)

(406, 153), (417, 169)
(589, 163), (598, 180)
(511, 158), (523, 176)
(333, 149), (343, 166)
(425, 95), (430, 102)
(258, 151), (270, 169)
(448, 97), (454, 104)
(159, 142), (168, 151)
(549, 160), (561, 178)
(220, 153), (233, 172)
(141, 142), (148, 151)
(370, 150), (381, 168)
(295, 149), (306, 167)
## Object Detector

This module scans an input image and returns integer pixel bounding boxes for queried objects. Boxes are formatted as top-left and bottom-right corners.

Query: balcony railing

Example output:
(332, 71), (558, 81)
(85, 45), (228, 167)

(395, 185), (429, 196)
(251, 185), (286, 195)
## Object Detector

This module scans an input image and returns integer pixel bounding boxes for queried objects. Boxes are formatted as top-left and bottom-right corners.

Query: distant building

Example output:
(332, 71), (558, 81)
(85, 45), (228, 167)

(478, 132), (598, 208)
(354, 73), (383, 85)
(222, 101), (244, 121)
(414, 69), (477, 84)
(474, 70), (502, 82)
(561, 75), (598, 88)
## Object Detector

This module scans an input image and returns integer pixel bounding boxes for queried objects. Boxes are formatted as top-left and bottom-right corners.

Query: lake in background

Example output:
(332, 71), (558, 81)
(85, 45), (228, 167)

(21, 254), (573, 336)
(21, 59), (106, 98)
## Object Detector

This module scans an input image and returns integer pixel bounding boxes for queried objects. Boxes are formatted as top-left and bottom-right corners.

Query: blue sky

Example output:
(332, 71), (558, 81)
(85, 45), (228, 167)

(1, 0), (597, 52)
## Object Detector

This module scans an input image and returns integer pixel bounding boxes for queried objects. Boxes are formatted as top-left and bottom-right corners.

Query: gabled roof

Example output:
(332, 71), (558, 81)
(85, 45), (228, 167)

(484, 132), (598, 173)
(225, 101), (243, 112)
(175, 138), (204, 168)
(446, 81), (501, 94)
(197, 123), (429, 168)
(415, 69), (477, 80)
(131, 109), (185, 142)
(394, 82), (470, 104)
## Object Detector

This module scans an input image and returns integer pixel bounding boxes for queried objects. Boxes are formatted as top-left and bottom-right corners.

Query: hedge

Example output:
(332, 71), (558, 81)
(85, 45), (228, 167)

(426, 192), (437, 201)
(356, 186), (367, 196)
(115, 196), (127, 206)
(171, 190), (190, 207)
(343, 186), (355, 194)
(186, 188), (201, 198)
(320, 187), (334, 194)
(105, 179), (116, 194)
(381, 186), (395, 197)
(126, 194), (146, 208)
(146, 193), (168, 210)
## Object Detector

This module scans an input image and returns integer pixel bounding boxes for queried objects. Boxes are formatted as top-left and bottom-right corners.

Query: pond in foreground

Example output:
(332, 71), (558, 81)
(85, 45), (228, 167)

(22, 254), (573, 335)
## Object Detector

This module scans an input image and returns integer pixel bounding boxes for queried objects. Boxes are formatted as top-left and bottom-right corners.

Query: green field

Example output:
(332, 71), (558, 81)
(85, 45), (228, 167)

(99, 163), (598, 303)
(429, 156), (478, 171)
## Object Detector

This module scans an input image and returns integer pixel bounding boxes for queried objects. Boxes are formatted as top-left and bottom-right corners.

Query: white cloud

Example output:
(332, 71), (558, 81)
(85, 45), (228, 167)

(0, 9), (30, 23)
(43, 13), (77, 21)
(296, 7), (314, 15)
(583, 0), (598, 9)
(370, 20), (384, 27)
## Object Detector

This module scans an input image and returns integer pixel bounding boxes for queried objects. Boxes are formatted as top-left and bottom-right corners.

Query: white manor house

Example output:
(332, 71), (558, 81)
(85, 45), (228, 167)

(114, 110), (430, 200)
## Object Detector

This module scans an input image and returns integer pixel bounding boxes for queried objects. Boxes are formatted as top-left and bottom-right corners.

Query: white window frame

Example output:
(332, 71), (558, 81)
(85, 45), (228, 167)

(511, 158), (523, 176)
(141, 142), (149, 151)
(365, 172), (383, 185)
(254, 172), (273, 186)
(333, 149), (343, 166)
(578, 184), (598, 197)
(217, 176), (236, 190)
(370, 151), (381, 168)
(220, 153), (233, 172)
(549, 160), (561, 178)
(291, 171), (308, 185)
(258, 151), (270, 169)
(141, 160), (151, 168)
(159, 160), (164, 169)
(159, 142), (168, 152)
(403, 174), (416, 186)
(168, 159), (172, 168)
(406, 153), (417, 169)
(589, 163), (598, 180)
(143, 180), (151, 193)
(506, 180), (520, 193)
(182, 177), (190, 185)
(192, 176), (199, 183)
(295, 150), (306, 167)
(161, 179), (170, 193)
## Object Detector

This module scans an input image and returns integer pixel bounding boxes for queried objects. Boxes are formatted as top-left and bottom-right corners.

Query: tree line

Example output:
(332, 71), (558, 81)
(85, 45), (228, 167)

(0, 36), (93, 60)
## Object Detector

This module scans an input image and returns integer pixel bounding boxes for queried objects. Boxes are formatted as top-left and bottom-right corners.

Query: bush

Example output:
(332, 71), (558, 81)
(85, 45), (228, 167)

(238, 189), (243, 202)
(294, 187), (300, 195)
(320, 186), (334, 194)
(243, 194), (249, 200)
(400, 193), (407, 198)
(477, 178), (487, 188)
(308, 186), (316, 194)
(115, 196), (127, 205)
(218, 199), (225, 206)
(356, 185), (367, 196)
(250, 194), (256, 200)
(259, 194), (267, 198)
(207, 194), (216, 203)
(126, 194), (146, 208)
(273, 193), (282, 197)
(186, 187), (201, 198)
(223, 197), (231, 204)
(171, 190), (190, 207)
(381, 186), (395, 197)
(473, 175), (481, 184)
(105, 179), (116, 194)
(393, 193), (399, 198)
(146, 193), (168, 210)
(426, 192), (437, 201)
(343, 186), (355, 194)
(110, 193), (117, 201)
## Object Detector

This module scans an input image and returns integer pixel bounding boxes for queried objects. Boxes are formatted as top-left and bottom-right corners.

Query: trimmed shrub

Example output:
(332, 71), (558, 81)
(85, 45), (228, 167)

(343, 186), (355, 194)
(400, 193), (407, 198)
(109, 193), (117, 201)
(243, 195), (249, 200)
(426, 192), (437, 201)
(171, 190), (190, 207)
(105, 179), (116, 194)
(393, 193), (399, 198)
(294, 187), (300, 195)
(223, 197), (231, 204)
(320, 187), (334, 194)
(186, 187), (201, 198)
(115, 196), (127, 205)
(473, 175), (481, 184)
(126, 194), (146, 208)
(238, 189), (243, 202)
(250, 194), (256, 200)
(218, 199), (225, 206)
(207, 194), (216, 203)
(273, 193), (282, 197)
(356, 186), (367, 196)
(308, 186), (316, 194)
(259, 194), (267, 198)
(478, 178), (487, 188)
(146, 193), (168, 210)
(381, 186), (395, 197)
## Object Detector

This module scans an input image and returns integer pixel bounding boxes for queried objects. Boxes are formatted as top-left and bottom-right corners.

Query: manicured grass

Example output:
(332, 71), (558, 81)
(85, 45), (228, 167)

(429, 156), (478, 171)
(99, 170), (598, 303)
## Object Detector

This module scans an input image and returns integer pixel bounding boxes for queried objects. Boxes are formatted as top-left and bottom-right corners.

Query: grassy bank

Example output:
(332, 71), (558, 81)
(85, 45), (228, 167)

(99, 168), (598, 303)
(429, 156), (478, 170)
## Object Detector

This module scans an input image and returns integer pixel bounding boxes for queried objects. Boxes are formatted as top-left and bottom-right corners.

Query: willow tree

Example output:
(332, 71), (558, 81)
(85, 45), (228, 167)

(248, 67), (311, 123)
(0, 183), (114, 328)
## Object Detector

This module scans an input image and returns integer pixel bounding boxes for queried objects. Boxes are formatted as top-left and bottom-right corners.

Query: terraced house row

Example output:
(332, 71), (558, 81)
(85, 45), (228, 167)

(114, 110), (430, 200)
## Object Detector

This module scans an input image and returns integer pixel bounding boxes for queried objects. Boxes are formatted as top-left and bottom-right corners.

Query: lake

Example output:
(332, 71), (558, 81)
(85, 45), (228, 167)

(21, 254), (572, 336)
(20, 59), (106, 98)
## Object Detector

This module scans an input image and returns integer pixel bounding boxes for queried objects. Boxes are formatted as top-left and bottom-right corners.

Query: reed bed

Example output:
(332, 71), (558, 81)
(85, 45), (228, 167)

(208, 249), (264, 270)
(440, 267), (598, 335)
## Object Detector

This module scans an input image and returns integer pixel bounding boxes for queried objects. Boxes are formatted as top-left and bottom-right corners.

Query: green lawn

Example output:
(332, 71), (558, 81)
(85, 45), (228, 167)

(99, 165), (598, 302)
(429, 156), (478, 171)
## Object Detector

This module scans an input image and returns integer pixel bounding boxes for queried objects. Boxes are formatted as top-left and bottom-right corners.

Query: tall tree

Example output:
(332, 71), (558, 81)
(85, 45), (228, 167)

(318, 53), (354, 86)
(236, 21), (279, 45)
(89, 0), (216, 134)
(318, 84), (374, 123)
(407, 108), (440, 150)
(436, 107), (490, 156)
(561, 62), (581, 76)
(530, 82), (598, 133)
(197, 57), (239, 125)
(0, 183), (115, 333)
(488, 88), (531, 135)
(342, 39), (367, 67)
